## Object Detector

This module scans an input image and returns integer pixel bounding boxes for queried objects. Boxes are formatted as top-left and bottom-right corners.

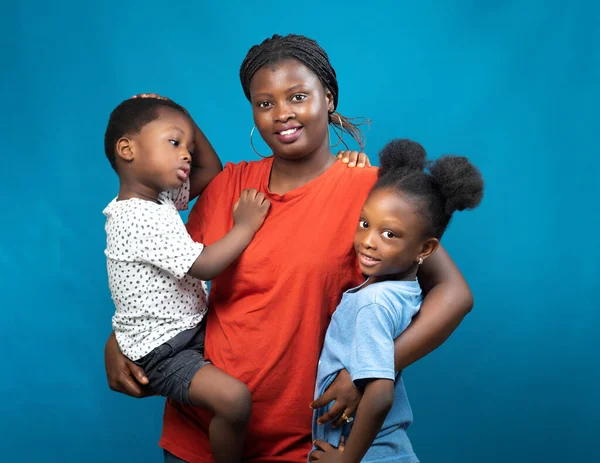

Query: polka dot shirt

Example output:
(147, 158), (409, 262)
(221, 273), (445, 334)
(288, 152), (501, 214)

(103, 180), (208, 361)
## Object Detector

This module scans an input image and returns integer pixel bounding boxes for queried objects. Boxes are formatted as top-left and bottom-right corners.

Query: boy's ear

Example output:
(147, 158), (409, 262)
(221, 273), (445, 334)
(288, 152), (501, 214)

(116, 137), (135, 162)
(418, 238), (440, 264)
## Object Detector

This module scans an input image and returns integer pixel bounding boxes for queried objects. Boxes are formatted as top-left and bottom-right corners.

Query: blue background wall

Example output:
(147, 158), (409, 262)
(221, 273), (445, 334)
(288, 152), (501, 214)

(1, 1), (598, 461)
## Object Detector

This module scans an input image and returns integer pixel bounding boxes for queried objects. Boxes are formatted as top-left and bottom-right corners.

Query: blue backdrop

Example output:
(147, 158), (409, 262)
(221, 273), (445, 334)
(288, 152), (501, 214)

(1, 1), (598, 461)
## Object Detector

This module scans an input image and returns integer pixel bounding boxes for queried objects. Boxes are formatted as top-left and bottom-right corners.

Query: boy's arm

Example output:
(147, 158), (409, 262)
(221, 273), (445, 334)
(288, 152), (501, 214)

(187, 188), (270, 281)
(340, 379), (394, 462)
(189, 120), (222, 200)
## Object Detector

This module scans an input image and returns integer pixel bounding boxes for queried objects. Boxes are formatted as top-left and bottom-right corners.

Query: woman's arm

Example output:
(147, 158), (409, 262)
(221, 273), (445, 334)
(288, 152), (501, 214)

(104, 332), (154, 398)
(312, 245), (472, 423)
(394, 244), (473, 371)
(189, 121), (222, 200)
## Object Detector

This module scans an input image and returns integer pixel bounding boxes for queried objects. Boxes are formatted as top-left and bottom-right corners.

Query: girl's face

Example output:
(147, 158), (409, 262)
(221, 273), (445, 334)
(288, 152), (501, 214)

(354, 188), (438, 282)
(249, 59), (334, 161)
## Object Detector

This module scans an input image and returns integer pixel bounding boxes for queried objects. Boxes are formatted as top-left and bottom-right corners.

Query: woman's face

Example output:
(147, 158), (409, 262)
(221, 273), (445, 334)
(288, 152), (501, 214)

(249, 59), (334, 161)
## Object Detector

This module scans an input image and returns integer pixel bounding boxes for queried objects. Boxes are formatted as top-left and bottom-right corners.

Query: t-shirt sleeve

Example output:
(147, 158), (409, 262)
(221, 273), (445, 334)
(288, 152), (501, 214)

(165, 178), (191, 211)
(186, 163), (235, 243)
(348, 303), (397, 385)
(136, 207), (204, 280)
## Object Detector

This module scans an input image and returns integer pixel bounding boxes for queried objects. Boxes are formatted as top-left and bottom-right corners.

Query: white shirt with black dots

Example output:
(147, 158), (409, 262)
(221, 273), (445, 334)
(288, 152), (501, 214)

(103, 180), (208, 361)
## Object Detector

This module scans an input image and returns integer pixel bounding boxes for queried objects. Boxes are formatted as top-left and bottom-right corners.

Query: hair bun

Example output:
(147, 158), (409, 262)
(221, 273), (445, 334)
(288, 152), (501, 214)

(429, 156), (484, 214)
(378, 139), (427, 179)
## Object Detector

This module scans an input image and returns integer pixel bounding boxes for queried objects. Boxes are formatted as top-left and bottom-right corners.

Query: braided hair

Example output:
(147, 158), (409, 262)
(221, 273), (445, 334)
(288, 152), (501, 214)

(240, 34), (366, 149)
(375, 139), (484, 239)
(104, 97), (187, 172)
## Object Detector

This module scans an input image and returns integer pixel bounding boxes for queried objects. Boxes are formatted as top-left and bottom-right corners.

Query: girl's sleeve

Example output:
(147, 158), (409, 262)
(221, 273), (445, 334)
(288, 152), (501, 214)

(348, 303), (398, 385)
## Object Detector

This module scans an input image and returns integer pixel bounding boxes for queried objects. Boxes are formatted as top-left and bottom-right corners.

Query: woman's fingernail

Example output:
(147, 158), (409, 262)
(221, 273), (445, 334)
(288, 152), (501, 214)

(358, 163), (364, 167)
(342, 158), (349, 163)
(349, 162), (355, 167)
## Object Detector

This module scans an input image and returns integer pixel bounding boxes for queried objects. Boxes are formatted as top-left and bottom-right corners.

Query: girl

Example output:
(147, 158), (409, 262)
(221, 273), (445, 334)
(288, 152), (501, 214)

(311, 139), (484, 463)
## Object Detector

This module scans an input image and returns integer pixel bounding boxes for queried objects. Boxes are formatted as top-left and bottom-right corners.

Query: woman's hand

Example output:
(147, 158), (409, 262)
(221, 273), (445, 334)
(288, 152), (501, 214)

(309, 437), (345, 462)
(310, 369), (363, 428)
(104, 332), (154, 398)
(337, 150), (371, 168)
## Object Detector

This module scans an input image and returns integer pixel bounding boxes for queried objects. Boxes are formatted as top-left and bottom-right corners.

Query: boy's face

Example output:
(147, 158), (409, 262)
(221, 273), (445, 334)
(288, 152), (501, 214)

(128, 108), (195, 192)
(353, 188), (430, 281)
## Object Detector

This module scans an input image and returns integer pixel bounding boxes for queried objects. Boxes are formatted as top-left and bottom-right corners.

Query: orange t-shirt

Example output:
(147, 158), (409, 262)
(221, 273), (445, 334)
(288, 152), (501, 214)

(160, 158), (378, 462)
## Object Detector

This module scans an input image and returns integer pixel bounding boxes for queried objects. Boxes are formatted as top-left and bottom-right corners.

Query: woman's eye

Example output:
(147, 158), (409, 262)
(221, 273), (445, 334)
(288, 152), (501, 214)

(383, 231), (396, 239)
(359, 220), (368, 229)
(292, 94), (306, 102)
(169, 139), (179, 147)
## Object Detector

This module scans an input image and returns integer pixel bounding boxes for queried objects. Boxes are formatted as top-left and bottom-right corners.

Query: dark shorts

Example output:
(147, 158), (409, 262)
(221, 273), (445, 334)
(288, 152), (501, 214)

(134, 319), (209, 405)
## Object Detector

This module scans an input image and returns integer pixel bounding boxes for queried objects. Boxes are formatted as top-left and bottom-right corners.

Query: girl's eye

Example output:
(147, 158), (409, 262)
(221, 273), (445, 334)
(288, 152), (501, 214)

(359, 220), (368, 229)
(292, 94), (307, 102)
(258, 101), (272, 108)
(169, 139), (179, 147)
(383, 231), (396, 239)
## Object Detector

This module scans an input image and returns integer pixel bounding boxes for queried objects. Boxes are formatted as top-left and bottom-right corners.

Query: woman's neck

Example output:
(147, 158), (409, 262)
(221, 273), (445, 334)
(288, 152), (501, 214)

(269, 146), (336, 195)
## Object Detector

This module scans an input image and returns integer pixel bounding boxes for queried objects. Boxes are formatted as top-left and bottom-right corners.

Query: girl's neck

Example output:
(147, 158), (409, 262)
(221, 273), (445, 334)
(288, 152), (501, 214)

(361, 267), (419, 290)
(269, 145), (336, 195)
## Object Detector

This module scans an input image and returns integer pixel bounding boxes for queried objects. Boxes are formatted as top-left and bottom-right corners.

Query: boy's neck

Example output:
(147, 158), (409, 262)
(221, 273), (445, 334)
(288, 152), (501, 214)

(117, 178), (160, 202)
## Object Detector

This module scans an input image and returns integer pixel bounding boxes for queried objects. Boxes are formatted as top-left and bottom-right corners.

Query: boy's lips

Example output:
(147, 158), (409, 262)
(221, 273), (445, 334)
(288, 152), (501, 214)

(176, 165), (190, 181)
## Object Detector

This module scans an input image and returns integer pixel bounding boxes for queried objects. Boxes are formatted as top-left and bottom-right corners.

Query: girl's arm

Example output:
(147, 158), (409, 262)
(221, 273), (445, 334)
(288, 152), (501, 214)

(340, 379), (394, 462)
(189, 121), (222, 200)
(394, 244), (473, 371)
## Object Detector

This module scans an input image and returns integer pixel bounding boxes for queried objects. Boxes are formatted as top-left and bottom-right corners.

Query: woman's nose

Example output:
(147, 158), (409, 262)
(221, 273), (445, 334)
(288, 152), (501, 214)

(274, 102), (295, 122)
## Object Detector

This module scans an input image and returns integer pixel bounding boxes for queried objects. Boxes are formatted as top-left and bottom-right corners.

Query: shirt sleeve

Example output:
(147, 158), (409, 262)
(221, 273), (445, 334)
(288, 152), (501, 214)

(348, 303), (398, 385)
(166, 178), (191, 211)
(186, 163), (235, 243)
(136, 206), (204, 279)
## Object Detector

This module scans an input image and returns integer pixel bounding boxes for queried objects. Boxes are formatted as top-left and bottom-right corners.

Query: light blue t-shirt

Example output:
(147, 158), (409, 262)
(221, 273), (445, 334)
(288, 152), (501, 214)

(312, 279), (422, 463)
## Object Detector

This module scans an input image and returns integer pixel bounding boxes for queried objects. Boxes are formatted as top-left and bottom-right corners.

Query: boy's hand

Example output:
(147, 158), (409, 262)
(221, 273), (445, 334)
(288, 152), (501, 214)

(337, 150), (371, 168)
(232, 189), (270, 233)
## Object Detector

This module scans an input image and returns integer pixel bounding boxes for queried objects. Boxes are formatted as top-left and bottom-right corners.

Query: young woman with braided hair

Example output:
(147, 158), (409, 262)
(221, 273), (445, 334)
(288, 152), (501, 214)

(104, 34), (475, 463)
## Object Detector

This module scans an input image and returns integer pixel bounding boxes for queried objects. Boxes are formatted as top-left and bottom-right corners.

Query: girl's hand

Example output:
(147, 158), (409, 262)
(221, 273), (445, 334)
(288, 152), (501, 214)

(310, 369), (363, 428)
(309, 437), (345, 462)
(104, 332), (155, 398)
(337, 150), (371, 168)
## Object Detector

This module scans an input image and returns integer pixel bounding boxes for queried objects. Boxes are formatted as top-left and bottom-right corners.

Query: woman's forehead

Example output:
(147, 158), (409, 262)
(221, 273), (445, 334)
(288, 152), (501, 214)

(249, 59), (321, 96)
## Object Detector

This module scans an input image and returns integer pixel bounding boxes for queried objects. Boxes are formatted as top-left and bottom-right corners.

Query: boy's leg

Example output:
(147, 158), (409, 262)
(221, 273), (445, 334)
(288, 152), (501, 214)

(188, 365), (252, 463)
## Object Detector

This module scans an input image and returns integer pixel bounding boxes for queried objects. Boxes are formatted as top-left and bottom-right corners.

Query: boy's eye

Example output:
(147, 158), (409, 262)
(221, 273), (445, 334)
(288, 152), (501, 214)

(359, 220), (368, 229)
(292, 94), (307, 102)
(258, 101), (272, 108)
(169, 139), (179, 147)
(383, 231), (396, 239)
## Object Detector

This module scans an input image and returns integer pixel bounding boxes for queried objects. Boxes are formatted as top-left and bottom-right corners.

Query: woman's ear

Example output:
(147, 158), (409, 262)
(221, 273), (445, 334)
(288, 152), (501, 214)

(116, 137), (135, 163)
(326, 89), (335, 114)
(418, 238), (440, 264)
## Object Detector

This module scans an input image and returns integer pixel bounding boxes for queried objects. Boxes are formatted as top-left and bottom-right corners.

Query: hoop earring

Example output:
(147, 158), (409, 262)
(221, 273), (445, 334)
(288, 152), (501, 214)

(250, 126), (272, 158)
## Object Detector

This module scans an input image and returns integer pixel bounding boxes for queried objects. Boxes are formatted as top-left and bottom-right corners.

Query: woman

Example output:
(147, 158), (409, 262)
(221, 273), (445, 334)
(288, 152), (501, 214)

(104, 34), (473, 463)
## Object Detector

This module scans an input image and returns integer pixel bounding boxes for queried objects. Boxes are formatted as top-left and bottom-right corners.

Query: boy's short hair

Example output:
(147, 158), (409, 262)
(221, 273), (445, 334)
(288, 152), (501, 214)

(104, 97), (187, 172)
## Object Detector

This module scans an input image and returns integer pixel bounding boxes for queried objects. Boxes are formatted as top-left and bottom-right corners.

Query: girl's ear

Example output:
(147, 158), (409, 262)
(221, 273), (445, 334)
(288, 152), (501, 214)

(418, 238), (440, 264)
